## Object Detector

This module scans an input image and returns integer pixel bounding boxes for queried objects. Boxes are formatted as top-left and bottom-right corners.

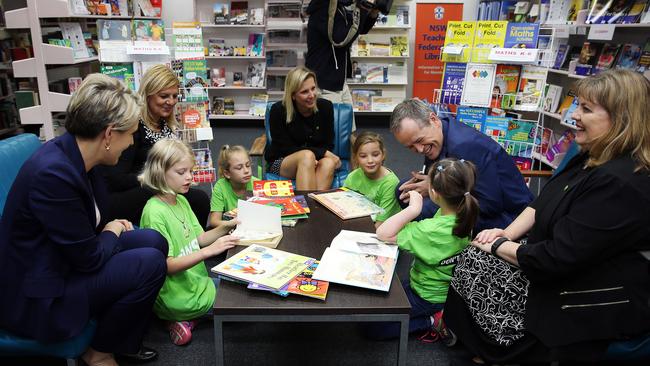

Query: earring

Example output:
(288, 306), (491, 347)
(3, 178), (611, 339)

(105, 144), (111, 151)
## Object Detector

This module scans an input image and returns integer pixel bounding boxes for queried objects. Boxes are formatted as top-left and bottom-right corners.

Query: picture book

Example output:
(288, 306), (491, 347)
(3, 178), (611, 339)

(308, 188), (384, 220)
(247, 33), (264, 57)
(212, 96), (225, 114)
(211, 67), (226, 87)
(172, 22), (204, 60)
(546, 129), (576, 165)
(557, 91), (576, 114)
(247, 196), (308, 217)
(133, 19), (165, 42)
(543, 84), (563, 113)
(100, 63), (135, 91)
(493, 64), (521, 110)
(68, 77), (82, 94)
(230, 200), (283, 248)
(371, 96), (398, 112)
(230, 1), (249, 25)
(389, 36), (408, 56)
(605, 0), (636, 23)
(211, 245), (312, 290)
(223, 97), (235, 115)
(516, 65), (547, 111)
(504, 22), (539, 48)
(312, 230), (398, 292)
(59, 22), (89, 59)
(636, 40), (650, 72)
(441, 21), (476, 63)
(208, 38), (226, 56)
(505, 119), (537, 143)
(232, 72), (244, 86)
(578, 42), (603, 67)
(456, 106), (488, 132)
(248, 260), (330, 300)
(553, 44), (571, 69)
(352, 90), (372, 111)
(192, 148), (215, 183)
(586, 0), (612, 24)
(97, 20), (132, 41)
(182, 59), (208, 102)
(472, 21), (507, 62)
(621, 0), (648, 23)
(483, 115), (511, 144)
(594, 43), (621, 73)
(253, 180), (295, 197)
(249, 8), (265, 25)
(615, 43), (642, 69)
(213, 3), (230, 24)
(440, 62), (466, 105)
(175, 101), (209, 129)
(249, 93), (268, 116)
(246, 62), (265, 87)
(561, 96), (579, 128)
(460, 63), (497, 108)
(365, 64), (387, 83)
(567, 0), (587, 22)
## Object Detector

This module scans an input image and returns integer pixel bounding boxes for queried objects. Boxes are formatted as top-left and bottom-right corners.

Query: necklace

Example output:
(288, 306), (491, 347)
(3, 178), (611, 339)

(161, 197), (191, 239)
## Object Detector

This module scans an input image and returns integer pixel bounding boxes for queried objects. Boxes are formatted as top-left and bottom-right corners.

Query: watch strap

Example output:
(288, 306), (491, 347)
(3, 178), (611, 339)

(491, 237), (509, 258)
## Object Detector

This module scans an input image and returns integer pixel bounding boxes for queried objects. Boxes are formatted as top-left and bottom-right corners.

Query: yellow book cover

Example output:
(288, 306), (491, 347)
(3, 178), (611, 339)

(441, 21), (476, 63)
(472, 21), (508, 63)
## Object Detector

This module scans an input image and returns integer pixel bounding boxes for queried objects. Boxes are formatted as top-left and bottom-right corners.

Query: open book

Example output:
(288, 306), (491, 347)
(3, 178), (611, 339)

(312, 230), (398, 292)
(309, 188), (384, 220)
(231, 200), (283, 248)
(211, 244), (313, 290)
(247, 260), (330, 300)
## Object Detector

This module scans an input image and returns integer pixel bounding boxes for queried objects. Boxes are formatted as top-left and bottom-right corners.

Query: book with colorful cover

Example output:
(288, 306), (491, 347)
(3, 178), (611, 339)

(246, 62), (265, 88)
(308, 187), (384, 220)
(456, 106), (487, 132)
(249, 93), (268, 116)
(615, 43), (642, 69)
(506, 119), (537, 143)
(192, 148), (215, 183)
(483, 115), (511, 144)
(247, 196), (308, 217)
(567, 0), (587, 22)
(586, 0), (612, 23)
(312, 230), (399, 292)
(213, 3), (230, 24)
(247, 33), (264, 57)
(636, 39), (650, 72)
(182, 59), (209, 102)
(504, 22), (539, 48)
(561, 96), (579, 128)
(100, 63), (135, 91)
(604, 0), (636, 23)
(248, 260), (330, 300)
(442, 21), (476, 63)
(557, 91), (576, 114)
(515, 65), (547, 111)
(493, 64), (521, 110)
(472, 21), (508, 63)
(97, 20), (132, 41)
(543, 84), (563, 113)
(440, 62), (466, 106)
(389, 36), (408, 56)
(249, 8), (265, 25)
(133, 19), (165, 41)
(621, 0), (648, 23)
(211, 245), (313, 290)
(230, 1), (248, 24)
(175, 101), (209, 129)
(253, 180), (295, 197)
(594, 43), (621, 73)
(553, 43), (571, 69)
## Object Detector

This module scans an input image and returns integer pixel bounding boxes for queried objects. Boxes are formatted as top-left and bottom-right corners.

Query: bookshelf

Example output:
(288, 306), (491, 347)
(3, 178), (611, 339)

(5, 0), (162, 140)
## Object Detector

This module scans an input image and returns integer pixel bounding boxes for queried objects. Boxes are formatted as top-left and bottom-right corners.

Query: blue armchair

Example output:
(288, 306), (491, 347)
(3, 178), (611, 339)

(261, 101), (353, 188)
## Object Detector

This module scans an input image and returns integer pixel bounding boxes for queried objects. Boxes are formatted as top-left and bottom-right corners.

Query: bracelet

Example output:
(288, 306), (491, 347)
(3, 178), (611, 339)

(491, 237), (509, 259)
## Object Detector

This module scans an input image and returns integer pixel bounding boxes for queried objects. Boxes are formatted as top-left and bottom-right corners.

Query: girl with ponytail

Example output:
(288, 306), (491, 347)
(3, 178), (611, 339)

(376, 158), (478, 342)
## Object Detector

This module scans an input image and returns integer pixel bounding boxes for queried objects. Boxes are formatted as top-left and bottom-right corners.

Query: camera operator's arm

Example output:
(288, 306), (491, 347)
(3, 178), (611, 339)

(357, 4), (379, 34)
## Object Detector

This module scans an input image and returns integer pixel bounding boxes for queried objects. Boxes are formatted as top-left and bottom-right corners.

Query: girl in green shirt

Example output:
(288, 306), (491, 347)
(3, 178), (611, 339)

(376, 158), (479, 343)
(139, 139), (240, 346)
(343, 131), (401, 228)
(208, 145), (257, 228)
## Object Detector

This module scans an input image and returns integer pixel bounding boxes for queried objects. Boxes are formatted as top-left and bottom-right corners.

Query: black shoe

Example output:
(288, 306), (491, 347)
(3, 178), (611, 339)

(117, 346), (158, 363)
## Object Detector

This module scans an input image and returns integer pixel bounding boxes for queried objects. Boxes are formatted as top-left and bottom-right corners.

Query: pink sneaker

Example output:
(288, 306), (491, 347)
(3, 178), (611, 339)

(168, 321), (193, 346)
(431, 310), (457, 347)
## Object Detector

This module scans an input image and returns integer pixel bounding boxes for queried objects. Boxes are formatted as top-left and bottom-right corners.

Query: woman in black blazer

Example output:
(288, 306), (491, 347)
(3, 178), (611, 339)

(264, 66), (340, 190)
(0, 75), (167, 366)
(445, 69), (650, 363)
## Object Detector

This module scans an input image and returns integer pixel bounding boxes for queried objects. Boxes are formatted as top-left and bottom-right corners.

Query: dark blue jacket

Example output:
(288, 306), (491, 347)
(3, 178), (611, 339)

(0, 133), (119, 342)
(426, 117), (534, 233)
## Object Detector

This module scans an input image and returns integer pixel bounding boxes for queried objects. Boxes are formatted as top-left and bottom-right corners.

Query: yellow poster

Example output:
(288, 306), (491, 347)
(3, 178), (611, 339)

(441, 21), (475, 63)
(472, 21), (507, 63)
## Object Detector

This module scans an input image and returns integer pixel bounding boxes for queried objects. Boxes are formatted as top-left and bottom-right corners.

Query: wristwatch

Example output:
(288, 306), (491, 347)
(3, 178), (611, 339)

(491, 237), (509, 259)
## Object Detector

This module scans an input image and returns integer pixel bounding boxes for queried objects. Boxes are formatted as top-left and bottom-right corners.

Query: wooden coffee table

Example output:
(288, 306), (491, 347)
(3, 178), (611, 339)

(213, 194), (411, 366)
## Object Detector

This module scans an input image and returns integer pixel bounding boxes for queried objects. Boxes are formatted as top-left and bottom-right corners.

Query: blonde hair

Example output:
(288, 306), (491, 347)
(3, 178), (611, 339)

(282, 66), (319, 124)
(351, 131), (387, 169)
(65, 73), (142, 138)
(138, 64), (180, 130)
(139, 139), (194, 195)
(574, 69), (650, 171)
(217, 144), (249, 178)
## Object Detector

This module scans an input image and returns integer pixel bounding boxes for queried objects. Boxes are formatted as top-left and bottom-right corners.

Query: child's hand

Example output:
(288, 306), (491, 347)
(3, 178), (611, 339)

(205, 235), (239, 257)
(407, 190), (423, 213)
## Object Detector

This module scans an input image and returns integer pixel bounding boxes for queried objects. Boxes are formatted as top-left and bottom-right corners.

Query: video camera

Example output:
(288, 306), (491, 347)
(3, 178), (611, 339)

(357, 0), (393, 15)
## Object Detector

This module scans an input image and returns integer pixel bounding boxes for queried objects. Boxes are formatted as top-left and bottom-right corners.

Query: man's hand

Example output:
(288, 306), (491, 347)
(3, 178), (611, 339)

(398, 171), (430, 203)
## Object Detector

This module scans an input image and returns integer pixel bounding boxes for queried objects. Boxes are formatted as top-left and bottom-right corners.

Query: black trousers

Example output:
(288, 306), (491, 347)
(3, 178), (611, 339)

(107, 187), (210, 228)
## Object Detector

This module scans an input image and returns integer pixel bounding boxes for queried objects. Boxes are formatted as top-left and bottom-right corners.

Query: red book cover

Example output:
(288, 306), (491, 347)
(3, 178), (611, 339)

(249, 197), (307, 216)
(253, 180), (294, 197)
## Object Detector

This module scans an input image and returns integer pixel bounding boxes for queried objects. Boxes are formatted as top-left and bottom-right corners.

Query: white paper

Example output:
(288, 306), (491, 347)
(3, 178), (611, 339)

(330, 230), (399, 259)
(460, 63), (496, 108)
(587, 25), (615, 41)
(231, 200), (282, 240)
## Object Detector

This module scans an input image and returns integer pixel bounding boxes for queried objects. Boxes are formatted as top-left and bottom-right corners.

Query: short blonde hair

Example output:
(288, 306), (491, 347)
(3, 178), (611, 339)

(138, 64), (180, 130)
(65, 73), (142, 138)
(217, 144), (249, 178)
(574, 69), (650, 171)
(139, 139), (194, 195)
(282, 66), (319, 124)
(351, 131), (387, 168)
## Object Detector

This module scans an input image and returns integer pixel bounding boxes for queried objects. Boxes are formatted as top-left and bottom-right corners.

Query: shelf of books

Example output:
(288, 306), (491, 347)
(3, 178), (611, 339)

(349, 1), (410, 114)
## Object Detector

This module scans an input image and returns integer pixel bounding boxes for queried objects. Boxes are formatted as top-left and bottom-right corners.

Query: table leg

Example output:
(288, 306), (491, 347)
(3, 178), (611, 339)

(214, 316), (224, 366)
(397, 314), (409, 366)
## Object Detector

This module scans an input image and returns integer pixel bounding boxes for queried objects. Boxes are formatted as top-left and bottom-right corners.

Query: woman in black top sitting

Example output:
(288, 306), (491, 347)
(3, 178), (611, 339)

(264, 66), (341, 190)
(103, 65), (210, 226)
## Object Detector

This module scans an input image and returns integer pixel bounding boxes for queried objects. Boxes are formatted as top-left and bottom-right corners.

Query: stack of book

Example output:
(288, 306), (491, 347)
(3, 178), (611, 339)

(309, 187), (384, 220)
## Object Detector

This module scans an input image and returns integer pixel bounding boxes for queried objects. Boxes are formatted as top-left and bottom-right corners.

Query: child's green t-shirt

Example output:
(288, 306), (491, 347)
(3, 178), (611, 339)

(210, 177), (258, 213)
(140, 195), (215, 321)
(343, 168), (401, 222)
(397, 210), (469, 304)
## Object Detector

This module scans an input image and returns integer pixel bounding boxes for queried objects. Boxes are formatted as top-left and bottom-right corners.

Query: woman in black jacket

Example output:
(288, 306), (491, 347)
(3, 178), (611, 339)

(445, 69), (650, 363)
(103, 65), (209, 226)
(264, 66), (341, 190)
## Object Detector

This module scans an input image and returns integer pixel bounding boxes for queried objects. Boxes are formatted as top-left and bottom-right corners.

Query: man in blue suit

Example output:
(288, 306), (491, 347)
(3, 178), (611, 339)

(391, 98), (533, 234)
